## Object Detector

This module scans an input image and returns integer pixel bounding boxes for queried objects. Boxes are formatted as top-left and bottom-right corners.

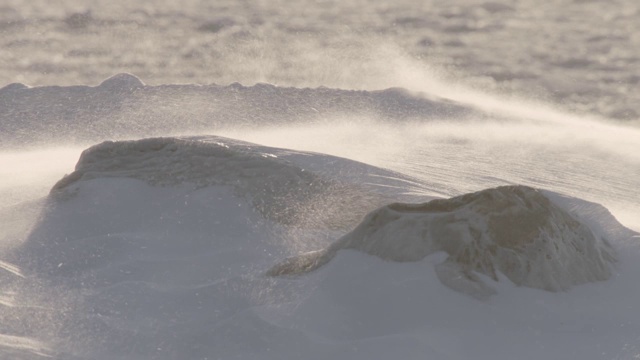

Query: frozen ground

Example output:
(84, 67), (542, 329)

(1, 0), (640, 359)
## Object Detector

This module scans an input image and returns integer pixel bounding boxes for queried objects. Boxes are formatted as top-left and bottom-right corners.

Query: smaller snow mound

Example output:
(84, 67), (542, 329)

(97, 73), (145, 91)
(268, 186), (618, 298)
(0, 83), (29, 93)
(51, 137), (316, 191)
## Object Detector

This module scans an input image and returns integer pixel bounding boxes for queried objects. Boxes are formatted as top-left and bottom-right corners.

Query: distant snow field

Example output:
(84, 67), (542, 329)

(2, 0), (640, 359)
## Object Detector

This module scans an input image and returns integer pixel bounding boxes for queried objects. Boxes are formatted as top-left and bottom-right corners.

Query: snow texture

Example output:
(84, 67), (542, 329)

(269, 185), (618, 299)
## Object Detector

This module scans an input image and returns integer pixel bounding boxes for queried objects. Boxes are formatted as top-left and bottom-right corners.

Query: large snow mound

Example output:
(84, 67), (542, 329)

(268, 185), (619, 298)
(51, 136), (422, 229)
(51, 136), (326, 191)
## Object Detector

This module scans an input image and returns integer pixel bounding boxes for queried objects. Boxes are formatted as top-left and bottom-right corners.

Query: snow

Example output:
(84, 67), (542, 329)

(1, 136), (638, 359)
(2, 0), (639, 121)
(50, 136), (423, 230)
(0, 83), (29, 92)
(2, 0), (640, 358)
(0, 78), (639, 359)
(97, 73), (145, 91)
(0, 76), (474, 148)
(0, 137), (426, 359)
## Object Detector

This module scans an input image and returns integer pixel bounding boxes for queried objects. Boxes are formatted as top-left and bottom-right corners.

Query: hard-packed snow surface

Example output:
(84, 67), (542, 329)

(269, 185), (620, 299)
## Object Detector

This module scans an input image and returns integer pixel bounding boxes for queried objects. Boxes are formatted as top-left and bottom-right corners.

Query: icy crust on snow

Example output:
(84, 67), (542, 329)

(50, 136), (404, 228)
(0, 73), (476, 148)
(268, 185), (618, 298)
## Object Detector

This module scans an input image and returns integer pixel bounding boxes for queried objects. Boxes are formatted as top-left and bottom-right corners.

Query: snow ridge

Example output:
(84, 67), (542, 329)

(0, 74), (476, 148)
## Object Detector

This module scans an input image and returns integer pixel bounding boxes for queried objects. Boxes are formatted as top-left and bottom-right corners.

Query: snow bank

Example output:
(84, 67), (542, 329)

(269, 185), (620, 298)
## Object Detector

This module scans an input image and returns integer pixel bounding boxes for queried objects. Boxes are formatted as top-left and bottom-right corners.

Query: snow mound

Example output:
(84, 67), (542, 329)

(52, 137), (319, 190)
(51, 136), (403, 228)
(268, 185), (618, 298)
(0, 83), (29, 92)
(97, 73), (145, 91)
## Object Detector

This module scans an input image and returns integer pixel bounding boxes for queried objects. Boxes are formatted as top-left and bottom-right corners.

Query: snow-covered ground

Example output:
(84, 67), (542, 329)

(1, 0), (640, 359)
(1, 76), (638, 360)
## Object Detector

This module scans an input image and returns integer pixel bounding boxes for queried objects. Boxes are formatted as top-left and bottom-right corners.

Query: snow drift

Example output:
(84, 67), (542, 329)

(268, 185), (618, 299)
(0, 73), (475, 149)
